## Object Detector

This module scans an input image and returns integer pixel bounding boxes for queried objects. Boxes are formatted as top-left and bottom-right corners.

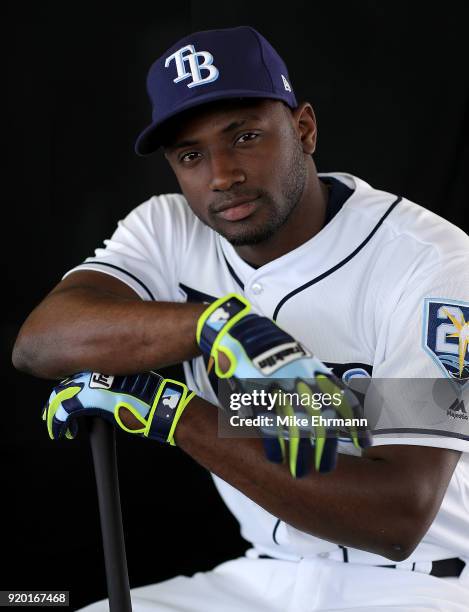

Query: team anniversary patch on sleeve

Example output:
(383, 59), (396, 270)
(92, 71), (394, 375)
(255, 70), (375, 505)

(423, 298), (469, 389)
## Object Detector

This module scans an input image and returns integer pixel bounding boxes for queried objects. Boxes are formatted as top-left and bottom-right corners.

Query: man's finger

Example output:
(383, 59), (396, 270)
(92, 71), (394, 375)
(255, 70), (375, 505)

(115, 405), (147, 431)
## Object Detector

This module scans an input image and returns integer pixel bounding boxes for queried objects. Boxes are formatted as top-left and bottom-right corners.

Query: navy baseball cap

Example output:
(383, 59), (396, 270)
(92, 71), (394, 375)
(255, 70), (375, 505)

(135, 26), (297, 156)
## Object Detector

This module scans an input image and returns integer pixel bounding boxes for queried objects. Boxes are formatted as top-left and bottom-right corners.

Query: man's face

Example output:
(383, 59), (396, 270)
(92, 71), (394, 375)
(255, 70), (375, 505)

(163, 99), (308, 246)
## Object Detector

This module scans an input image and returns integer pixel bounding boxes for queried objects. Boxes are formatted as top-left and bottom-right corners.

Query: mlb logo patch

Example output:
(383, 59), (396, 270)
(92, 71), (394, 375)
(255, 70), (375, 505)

(423, 299), (469, 385)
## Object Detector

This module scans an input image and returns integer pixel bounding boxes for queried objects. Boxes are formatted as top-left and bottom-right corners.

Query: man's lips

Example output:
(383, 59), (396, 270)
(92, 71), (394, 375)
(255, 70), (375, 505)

(214, 196), (260, 222)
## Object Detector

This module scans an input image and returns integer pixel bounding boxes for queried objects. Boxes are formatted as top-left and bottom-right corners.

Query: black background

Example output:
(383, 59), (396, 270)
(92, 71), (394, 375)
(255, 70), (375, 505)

(5, 2), (468, 610)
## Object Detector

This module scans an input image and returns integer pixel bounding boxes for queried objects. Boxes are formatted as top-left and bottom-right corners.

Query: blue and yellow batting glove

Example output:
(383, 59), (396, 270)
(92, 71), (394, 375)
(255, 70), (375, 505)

(197, 294), (372, 477)
(42, 371), (196, 445)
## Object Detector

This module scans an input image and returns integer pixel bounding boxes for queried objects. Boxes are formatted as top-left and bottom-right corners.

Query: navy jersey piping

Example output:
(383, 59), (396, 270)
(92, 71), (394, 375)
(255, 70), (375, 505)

(222, 255), (245, 290)
(372, 428), (469, 441)
(272, 197), (402, 321)
(272, 518), (281, 545)
(75, 261), (155, 300)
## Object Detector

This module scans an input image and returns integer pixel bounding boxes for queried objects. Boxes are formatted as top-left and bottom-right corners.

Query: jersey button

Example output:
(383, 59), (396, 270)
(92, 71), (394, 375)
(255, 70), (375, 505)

(251, 282), (263, 295)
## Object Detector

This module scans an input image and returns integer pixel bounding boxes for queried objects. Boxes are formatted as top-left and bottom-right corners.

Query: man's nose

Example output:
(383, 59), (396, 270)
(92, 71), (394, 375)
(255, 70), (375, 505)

(208, 152), (246, 191)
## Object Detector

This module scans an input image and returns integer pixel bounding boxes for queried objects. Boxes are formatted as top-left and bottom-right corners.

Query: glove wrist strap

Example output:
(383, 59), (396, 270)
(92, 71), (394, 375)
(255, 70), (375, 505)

(196, 294), (251, 375)
(144, 378), (196, 446)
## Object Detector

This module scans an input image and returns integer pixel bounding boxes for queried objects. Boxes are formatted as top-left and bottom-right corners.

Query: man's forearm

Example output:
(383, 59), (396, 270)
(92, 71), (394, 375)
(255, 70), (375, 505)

(13, 287), (206, 378)
(174, 397), (429, 561)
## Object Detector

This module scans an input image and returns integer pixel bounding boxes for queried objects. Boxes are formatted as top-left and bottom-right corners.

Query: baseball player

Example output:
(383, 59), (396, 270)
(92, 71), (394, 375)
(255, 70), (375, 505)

(13, 26), (469, 611)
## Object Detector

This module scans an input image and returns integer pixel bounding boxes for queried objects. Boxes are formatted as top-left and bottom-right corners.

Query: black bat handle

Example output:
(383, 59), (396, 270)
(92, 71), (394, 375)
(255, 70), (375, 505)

(87, 417), (132, 611)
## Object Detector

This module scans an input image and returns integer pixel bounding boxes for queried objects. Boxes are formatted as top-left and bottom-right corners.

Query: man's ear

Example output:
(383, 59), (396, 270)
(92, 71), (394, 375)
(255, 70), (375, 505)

(291, 102), (318, 155)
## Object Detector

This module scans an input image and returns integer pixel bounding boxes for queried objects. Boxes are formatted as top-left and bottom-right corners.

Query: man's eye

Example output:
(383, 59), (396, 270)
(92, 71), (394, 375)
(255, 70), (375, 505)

(180, 152), (201, 163)
(236, 132), (259, 144)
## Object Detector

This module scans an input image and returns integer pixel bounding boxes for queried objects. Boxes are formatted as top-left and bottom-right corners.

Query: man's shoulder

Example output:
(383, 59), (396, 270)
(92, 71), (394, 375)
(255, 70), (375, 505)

(386, 196), (468, 259)
(133, 192), (191, 219)
(332, 173), (468, 260)
(128, 192), (212, 238)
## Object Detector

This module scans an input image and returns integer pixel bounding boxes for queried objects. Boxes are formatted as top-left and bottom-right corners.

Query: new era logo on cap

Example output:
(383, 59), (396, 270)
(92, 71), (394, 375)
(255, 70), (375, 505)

(281, 74), (292, 92)
(135, 26), (297, 156)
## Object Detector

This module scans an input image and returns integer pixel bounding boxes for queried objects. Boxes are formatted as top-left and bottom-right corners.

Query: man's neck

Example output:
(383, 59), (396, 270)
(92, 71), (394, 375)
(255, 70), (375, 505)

(234, 170), (329, 268)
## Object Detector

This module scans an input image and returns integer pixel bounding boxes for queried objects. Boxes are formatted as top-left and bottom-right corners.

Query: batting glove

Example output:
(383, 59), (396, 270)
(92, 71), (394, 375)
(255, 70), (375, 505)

(42, 371), (196, 445)
(197, 294), (372, 476)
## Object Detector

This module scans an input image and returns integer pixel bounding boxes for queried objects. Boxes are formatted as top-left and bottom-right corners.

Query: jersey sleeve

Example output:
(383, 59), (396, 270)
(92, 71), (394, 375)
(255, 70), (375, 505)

(368, 247), (469, 452)
(62, 194), (189, 302)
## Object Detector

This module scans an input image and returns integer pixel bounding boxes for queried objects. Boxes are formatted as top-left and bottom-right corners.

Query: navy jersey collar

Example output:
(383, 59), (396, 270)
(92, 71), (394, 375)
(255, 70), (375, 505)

(241, 176), (354, 270)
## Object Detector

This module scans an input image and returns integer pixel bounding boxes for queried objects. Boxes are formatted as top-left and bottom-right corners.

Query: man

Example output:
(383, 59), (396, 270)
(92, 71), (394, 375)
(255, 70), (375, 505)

(13, 26), (469, 611)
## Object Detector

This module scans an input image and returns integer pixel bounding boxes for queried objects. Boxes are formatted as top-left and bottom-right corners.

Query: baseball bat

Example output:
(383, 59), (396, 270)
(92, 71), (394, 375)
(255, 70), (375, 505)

(87, 416), (132, 612)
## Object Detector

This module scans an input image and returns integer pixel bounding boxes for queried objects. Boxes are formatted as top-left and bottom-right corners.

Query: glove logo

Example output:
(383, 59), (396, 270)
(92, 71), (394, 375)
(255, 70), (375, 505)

(162, 392), (179, 410)
(165, 44), (219, 89)
(89, 373), (114, 390)
(209, 307), (230, 324)
(253, 342), (310, 376)
(423, 298), (469, 386)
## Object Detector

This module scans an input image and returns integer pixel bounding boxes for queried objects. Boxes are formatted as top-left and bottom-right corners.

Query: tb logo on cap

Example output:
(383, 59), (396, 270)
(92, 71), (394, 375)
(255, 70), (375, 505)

(165, 44), (219, 88)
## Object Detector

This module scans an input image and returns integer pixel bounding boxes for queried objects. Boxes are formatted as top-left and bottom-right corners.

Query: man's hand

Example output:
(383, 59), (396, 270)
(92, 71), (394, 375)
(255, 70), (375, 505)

(197, 294), (372, 476)
(42, 371), (195, 445)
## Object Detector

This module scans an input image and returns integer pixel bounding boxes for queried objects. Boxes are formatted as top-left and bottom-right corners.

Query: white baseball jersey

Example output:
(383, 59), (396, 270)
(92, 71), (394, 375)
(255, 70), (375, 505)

(64, 172), (469, 566)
